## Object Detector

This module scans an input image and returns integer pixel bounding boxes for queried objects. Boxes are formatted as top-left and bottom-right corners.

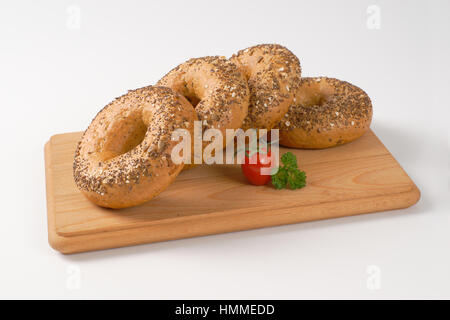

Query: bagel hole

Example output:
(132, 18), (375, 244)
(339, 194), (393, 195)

(299, 82), (335, 107)
(310, 94), (328, 106)
(184, 93), (201, 108)
(181, 81), (202, 107)
(99, 114), (148, 161)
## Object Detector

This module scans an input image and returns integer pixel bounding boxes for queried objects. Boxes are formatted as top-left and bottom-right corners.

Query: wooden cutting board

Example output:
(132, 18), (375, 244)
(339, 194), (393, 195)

(44, 130), (420, 254)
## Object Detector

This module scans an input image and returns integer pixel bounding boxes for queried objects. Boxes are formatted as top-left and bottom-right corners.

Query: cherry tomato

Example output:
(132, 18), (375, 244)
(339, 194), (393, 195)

(241, 147), (272, 186)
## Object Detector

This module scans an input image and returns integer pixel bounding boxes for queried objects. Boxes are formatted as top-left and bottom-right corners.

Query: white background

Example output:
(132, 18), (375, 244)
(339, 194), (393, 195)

(0, 0), (449, 299)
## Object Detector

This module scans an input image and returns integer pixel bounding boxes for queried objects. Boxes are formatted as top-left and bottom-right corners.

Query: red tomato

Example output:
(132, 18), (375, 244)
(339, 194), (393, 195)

(241, 148), (272, 186)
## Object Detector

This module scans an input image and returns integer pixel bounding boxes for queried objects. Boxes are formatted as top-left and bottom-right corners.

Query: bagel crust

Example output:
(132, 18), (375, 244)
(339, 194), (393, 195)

(157, 56), (250, 136)
(73, 86), (197, 209)
(278, 77), (373, 149)
(230, 44), (302, 130)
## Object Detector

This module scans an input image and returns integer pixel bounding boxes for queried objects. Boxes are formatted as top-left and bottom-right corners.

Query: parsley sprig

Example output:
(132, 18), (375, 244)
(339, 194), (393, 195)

(271, 152), (307, 190)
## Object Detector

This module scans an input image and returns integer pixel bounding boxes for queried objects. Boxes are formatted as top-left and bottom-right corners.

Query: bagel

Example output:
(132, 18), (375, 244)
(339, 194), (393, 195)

(277, 77), (373, 149)
(73, 86), (197, 209)
(230, 44), (302, 130)
(157, 56), (250, 138)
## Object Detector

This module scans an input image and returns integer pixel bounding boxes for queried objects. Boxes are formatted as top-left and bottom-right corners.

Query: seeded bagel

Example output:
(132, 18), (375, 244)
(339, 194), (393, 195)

(278, 77), (373, 149)
(73, 86), (197, 209)
(157, 56), (250, 137)
(230, 44), (302, 130)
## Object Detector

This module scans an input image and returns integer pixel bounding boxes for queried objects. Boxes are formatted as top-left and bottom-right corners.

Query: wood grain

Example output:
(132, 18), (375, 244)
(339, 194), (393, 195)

(44, 130), (420, 254)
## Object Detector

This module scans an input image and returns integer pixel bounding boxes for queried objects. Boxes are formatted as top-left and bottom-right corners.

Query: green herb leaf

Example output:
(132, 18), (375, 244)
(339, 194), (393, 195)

(271, 167), (288, 189)
(281, 152), (298, 169)
(271, 152), (306, 190)
(287, 169), (306, 189)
